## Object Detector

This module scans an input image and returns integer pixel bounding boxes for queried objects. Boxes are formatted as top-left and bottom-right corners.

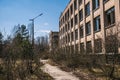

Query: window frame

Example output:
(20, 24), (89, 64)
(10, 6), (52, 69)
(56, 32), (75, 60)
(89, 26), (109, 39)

(71, 32), (74, 41)
(86, 41), (92, 54)
(70, 4), (73, 15)
(103, 0), (109, 3)
(71, 18), (73, 28)
(75, 14), (78, 25)
(79, 9), (83, 22)
(80, 43), (84, 53)
(94, 15), (101, 32)
(80, 25), (84, 38)
(79, 0), (82, 6)
(93, 0), (100, 10)
(75, 29), (78, 40)
(74, 0), (77, 10)
(105, 7), (115, 28)
(86, 21), (91, 35)
(85, 2), (90, 17)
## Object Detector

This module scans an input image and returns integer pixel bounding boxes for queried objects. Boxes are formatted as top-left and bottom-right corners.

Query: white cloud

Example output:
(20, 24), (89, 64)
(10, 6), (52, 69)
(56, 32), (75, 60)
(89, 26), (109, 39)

(34, 30), (50, 38)
(36, 30), (50, 33)
(43, 22), (49, 26)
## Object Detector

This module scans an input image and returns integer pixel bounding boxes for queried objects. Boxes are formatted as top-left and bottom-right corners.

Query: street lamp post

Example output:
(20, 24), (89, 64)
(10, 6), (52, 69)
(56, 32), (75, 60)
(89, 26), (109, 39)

(29, 13), (43, 47)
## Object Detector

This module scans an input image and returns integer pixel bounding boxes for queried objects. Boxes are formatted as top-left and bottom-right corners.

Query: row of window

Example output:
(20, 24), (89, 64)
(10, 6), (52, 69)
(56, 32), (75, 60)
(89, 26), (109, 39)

(60, 0), (109, 27)
(79, 39), (102, 53)
(60, 6), (115, 36)
(61, 34), (118, 53)
(61, 39), (102, 53)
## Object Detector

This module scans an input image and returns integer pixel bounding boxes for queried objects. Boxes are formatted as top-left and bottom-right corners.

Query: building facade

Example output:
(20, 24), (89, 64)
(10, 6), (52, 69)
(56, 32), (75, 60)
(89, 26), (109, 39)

(49, 31), (59, 52)
(59, 0), (120, 54)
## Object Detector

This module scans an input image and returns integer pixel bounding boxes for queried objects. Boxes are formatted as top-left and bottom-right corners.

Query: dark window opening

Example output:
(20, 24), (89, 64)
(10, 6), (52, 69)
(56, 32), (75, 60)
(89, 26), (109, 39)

(103, 0), (109, 3)
(70, 4), (73, 15)
(86, 41), (92, 53)
(86, 21), (91, 35)
(65, 13), (67, 21)
(94, 16), (101, 32)
(68, 22), (70, 30)
(71, 45), (74, 53)
(79, 9), (83, 21)
(66, 36), (67, 43)
(85, 2), (90, 16)
(68, 34), (70, 42)
(75, 29), (78, 40)
(65, 24), (67, 32)
(79, 0), (82, 5)
(75, 44), (78, 52)
(71, 32), (74, 41)
(71, 18), (73, 28)
(74, 0), (77, 10)
(80, 43), (84, 53)
(80, 26), (84, 38)
(105, 7), (115, 27)
(94, 39), (102, 53)
(93, 0), (99, 10)
(63, 27), (64, 34)
(105, 35), (118, 53)
(75, 14), (78, 25)
(67, 10), (69, 20)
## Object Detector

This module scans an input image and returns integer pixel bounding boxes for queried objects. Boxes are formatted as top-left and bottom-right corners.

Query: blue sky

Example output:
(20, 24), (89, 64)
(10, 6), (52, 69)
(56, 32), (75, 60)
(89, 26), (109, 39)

(0, 0), (70, 38)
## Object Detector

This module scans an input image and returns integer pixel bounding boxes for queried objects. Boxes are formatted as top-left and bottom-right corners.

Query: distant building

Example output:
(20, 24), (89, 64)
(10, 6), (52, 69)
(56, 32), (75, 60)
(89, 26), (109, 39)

(59, 0), (120, 54)
(27, 23), (33, 43)
(49, 31), (59, 52)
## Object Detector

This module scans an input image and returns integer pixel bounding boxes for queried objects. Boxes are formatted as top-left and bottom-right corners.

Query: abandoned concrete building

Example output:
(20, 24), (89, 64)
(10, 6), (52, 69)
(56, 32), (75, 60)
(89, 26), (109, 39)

(59, 0), (120, 54)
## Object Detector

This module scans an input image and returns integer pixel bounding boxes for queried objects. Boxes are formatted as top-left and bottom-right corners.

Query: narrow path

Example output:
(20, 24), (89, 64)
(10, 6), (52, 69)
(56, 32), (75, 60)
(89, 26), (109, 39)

(40, 59), (79, 80)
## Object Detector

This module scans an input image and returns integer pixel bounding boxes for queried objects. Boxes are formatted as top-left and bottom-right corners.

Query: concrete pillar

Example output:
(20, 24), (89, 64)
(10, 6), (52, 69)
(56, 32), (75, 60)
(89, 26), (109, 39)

(100, 0), (106, 54)
(73, 0), (76, 52)
(77, 0), (80, 53)
(115, 0), (120, 53)
(83, 0), (87, 54)
(90, 0), (95, 54)
(69, 3), (72, 54)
